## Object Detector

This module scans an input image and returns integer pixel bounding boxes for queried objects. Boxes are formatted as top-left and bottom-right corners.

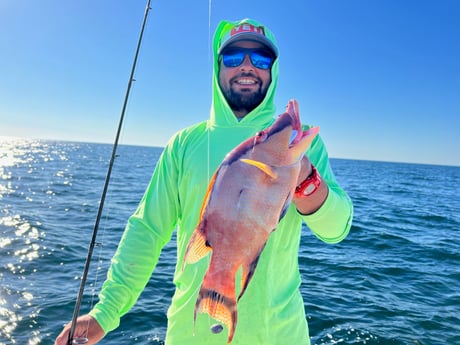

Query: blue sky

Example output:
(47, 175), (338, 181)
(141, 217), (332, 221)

(1, 0), (459, 166)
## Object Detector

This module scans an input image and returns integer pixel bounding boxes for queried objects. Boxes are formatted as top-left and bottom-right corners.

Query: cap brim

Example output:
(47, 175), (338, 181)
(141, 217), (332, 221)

(218, 33), (278, 57)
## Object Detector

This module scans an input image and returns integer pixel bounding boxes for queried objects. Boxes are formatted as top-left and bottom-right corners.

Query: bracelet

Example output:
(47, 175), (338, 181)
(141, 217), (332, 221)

(294, 165), (322, 197)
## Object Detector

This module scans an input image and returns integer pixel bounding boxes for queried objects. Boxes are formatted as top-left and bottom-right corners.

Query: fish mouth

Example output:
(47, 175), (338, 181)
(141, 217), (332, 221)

(268, 100), (302, 149)
(226, 99), (318, 167)
(289, 130), (299, 147)
(267, 99), (319, 159)
(285, 99), (304, 148)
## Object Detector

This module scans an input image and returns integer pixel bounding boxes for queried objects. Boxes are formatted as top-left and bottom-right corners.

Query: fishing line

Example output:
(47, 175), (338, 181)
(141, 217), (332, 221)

(66, 1), (152, 344)
(207, 0), (213, 185)
(205, 0), (222, 334)
(208, 0), (212, 60)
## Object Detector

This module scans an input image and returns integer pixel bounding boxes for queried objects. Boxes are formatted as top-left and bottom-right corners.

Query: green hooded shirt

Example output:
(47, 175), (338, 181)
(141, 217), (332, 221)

(89, 18), (353, 344)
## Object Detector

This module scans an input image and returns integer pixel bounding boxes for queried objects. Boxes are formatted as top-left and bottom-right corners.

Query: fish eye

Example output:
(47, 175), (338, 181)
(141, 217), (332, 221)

(255, 131), (268, 141)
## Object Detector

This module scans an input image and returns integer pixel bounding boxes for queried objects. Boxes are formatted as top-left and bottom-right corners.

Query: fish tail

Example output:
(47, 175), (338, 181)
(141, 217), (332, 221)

(195, 288), (237, 343)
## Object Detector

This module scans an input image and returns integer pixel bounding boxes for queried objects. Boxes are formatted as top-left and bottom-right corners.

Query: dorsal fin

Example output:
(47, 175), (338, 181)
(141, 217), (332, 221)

(199, 171), (218, 219)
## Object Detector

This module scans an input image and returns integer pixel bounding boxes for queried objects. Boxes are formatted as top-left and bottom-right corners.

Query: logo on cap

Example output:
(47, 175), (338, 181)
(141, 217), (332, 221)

(230, 24), (266, 37)
(218, 22), (277, 56)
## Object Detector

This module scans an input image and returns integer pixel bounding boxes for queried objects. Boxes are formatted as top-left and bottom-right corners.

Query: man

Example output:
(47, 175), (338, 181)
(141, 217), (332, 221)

(55, 18), (353, 345)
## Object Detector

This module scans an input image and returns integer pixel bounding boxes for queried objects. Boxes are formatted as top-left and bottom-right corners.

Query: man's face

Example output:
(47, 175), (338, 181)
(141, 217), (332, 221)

(218, 41), (273, 118)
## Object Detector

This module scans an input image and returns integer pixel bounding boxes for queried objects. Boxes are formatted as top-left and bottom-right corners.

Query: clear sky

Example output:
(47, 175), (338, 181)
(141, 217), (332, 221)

(1, 0), (459, 166)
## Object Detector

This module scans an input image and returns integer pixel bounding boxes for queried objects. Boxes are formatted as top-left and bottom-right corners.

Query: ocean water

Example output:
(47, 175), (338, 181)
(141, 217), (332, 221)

(0, 138), (459, 345)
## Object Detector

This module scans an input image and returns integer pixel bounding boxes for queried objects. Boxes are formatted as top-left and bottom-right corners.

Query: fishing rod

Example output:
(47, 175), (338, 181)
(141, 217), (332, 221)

(67, 1), (152, 344)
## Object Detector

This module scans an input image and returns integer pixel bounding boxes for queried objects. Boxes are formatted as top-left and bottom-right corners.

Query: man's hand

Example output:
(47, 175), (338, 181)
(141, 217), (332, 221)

(54, 314), (104, 345)
(296, 156), (313, 186)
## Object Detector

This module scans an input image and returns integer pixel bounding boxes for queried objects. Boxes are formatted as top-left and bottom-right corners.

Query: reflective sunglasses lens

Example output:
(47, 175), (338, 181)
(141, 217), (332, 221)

(222, 51), (245, 67)
(221, 49), (274, 69)
(250, 51), (273, 69)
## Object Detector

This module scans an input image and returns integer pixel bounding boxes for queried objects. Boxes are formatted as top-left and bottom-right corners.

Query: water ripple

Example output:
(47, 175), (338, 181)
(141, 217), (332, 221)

(0, 142), (459, 344)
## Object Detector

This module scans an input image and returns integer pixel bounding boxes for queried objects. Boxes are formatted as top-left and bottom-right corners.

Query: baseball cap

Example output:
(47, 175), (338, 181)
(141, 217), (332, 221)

(217, 19), (278, 57)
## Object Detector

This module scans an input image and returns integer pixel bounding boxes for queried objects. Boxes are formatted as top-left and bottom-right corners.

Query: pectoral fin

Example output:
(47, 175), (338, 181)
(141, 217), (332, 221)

(183, 229), (211, 267)
(239, 159), (277, 179)
(183, 172), (217, 269)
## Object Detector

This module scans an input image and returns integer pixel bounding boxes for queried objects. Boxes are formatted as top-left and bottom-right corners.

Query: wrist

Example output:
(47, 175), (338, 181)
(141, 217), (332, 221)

(295, 165), (322, 198)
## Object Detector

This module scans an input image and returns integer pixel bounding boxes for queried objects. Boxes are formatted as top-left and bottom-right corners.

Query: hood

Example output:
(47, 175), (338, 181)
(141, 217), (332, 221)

(209, 18), (279, 130)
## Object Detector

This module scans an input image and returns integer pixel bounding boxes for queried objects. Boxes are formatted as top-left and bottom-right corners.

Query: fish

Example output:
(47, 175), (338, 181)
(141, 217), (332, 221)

(182, 99), (319, 343)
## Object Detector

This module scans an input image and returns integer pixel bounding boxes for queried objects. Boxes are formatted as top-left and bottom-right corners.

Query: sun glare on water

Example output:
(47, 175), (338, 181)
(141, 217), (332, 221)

(0, 136), (28, 170)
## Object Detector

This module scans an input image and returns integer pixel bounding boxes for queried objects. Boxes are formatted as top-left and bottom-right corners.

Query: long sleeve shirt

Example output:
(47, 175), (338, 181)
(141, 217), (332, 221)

(89, 18), (353, 345)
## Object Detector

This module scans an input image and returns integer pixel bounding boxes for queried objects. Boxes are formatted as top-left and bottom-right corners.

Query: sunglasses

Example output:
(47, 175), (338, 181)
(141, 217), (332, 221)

(220, 47), (275, 70)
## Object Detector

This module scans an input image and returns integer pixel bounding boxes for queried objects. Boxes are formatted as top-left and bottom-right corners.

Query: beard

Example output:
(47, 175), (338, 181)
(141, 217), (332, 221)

(224, 88), (265, 114)
(221, 75), (269, 115)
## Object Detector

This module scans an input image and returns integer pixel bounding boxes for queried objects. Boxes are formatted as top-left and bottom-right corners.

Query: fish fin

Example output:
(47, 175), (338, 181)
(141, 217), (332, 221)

(199, 171), (218, 220)
(183, 229), (211, 266)
(195, 288), (237, 344)
(182, 172), (218, 269)
(238, 244), (266, 302)
(239, 158), (277, 179)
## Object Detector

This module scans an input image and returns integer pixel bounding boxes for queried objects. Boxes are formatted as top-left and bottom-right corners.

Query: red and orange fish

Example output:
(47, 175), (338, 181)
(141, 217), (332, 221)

(183, 99), (319, 343)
